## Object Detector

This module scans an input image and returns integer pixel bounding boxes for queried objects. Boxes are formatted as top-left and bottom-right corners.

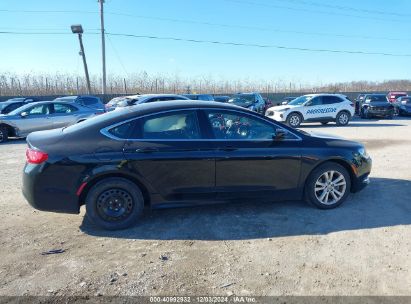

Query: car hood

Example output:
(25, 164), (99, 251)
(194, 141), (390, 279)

(307, 131), (363, 148)
(267, 105), (297, 111)
(367, 102), (392, 107)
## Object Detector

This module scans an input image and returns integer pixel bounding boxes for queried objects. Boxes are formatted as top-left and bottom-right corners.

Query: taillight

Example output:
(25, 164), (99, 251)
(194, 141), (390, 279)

(26, 148), (48, 164)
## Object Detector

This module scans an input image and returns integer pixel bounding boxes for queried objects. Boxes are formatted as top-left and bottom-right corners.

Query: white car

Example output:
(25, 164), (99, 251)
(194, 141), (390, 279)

(265, 94), (355, 127)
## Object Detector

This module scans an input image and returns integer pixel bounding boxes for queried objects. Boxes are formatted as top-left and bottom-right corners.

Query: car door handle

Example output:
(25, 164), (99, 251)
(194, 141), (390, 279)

(135, 147), (159, 153)
(220, 146), (237, 152)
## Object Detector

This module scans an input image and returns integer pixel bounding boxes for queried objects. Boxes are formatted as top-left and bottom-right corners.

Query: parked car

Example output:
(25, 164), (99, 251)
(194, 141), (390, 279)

(1, 97), (39, 103)
(108, 94), (189, 111)
(183, 94), (214, 101)
(22, 100), (371, 230)
(105, 95), (140, 111)
(387, 91), (407, 103)
(265, 94), (355, 128)
(359, 94), (395, 119)
(394, 96), (411, 116)
(227, 92), (265, 114)
(53, 95), (105, 112)
(0, 101), (100, 143)
(0, 98), (38, 115)
(281, 96), (298, 105)
(213, 96), (230, 103)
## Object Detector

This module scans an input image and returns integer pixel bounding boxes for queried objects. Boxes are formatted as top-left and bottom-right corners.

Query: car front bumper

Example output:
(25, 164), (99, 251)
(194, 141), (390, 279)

(366, 108), (394, 117)
(266, 111), (287, 122)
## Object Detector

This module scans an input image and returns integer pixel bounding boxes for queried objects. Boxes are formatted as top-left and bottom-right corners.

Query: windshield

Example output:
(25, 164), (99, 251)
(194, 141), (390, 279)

(228, 94), (255, 106)
(288, 95), (314, 106)
(365, 95), (387, 103)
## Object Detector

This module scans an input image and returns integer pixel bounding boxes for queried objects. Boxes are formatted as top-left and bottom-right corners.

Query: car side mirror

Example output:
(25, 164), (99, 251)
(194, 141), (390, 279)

(20, 112), (29, 118)
(273, 129), (286, 141)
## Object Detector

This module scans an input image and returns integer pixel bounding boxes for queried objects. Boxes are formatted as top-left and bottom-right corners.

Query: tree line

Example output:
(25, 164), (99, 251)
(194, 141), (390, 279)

(0, 71), (410, 96)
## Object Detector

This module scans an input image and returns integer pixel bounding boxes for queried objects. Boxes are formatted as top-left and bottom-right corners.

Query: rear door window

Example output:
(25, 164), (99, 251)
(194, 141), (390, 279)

(322, 96), (343, 105)
(53, 103), (78, 114)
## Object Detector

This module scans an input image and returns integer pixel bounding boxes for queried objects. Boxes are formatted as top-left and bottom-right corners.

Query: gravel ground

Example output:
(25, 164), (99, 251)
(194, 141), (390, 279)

(0, 117), (411, 297)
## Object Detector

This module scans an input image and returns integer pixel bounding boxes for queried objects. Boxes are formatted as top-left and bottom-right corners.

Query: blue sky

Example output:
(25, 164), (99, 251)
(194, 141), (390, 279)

(1, 0), (410, 85)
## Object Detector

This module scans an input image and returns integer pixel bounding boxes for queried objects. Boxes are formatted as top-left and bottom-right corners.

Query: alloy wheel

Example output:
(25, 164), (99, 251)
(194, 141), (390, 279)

(314, 170), (347, 205)
(289, 115), (300, 127)
(339, 113), (349, 125)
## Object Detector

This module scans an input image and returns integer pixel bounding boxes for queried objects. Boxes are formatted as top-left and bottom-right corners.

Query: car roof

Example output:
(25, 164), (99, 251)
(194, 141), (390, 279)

(304, 93), (347, 98)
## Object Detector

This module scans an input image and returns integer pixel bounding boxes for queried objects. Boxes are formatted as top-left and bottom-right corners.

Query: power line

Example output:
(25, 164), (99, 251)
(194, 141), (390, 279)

(222, 0), (411, 23)
(104, 11), (409, 42)
(105, 32), (411, 57)
(1, 30), (410, 57)
(277, 0), (411, 17)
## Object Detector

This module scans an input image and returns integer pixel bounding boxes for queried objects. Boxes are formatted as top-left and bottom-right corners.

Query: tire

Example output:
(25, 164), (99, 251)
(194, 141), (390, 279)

(286, 112), (303, 128)
(85, 177), (144, 230)
(0, 126), (9, 143)
(336, 111), (350, 126)
(321, 122), (329, 125)
(304, 162), (351, 209)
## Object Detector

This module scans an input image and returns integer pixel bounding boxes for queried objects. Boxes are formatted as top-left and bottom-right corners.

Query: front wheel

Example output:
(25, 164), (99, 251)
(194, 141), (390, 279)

(286, 112), (302, 128)
(85, 177), (144, 230)
(336, 111), (350, 126)
(305, 162), (351, 209)
(0, 126), (9, 143)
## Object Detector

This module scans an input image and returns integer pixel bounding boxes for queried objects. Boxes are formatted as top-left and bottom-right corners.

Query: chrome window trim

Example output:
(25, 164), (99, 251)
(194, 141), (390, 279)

(100, 107), (303, 142)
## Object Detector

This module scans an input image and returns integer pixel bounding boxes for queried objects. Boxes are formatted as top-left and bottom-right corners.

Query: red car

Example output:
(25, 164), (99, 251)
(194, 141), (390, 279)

(387, 91), (407, 103)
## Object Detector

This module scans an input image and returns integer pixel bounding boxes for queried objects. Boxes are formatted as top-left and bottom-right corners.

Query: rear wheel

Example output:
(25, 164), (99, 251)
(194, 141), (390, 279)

(286, 112), (302, 128)
(305, 162), (351, 209)
(336, 111), (350, 126)
(0, 126), (9, 143)
(85, 177), (144, 230)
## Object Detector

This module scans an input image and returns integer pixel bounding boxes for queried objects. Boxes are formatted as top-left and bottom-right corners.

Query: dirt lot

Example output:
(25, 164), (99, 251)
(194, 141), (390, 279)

(1, 117), (411, 297)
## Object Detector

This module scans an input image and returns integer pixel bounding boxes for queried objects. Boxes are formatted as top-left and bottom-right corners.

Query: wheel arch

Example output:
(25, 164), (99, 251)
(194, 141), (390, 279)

(286, 111), (304, 122)
(304, 158), (356, 193)
(0, 123), (17, 137)
(78, 172), (151, 208)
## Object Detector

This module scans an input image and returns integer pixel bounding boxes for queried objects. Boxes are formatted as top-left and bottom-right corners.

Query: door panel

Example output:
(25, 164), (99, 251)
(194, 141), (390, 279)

(50, 103), (79, 128)
(120, 110), (216, 204)
(203, 109), (302, 201)
(17, 104), (53, 135)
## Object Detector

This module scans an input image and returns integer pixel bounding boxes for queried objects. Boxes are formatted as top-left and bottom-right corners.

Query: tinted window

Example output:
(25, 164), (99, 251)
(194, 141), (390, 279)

(27, 104), (50, 115)
(308, 97), (322, 106)
(140, 111), (201, 140)
(206, 110), (297, 140)
(322, 96), (343, 105)
(108, 120), (136, 139)
(3, 102), (24, 114)
(81, 97), (99, 105)
(53, 103), (78, 114)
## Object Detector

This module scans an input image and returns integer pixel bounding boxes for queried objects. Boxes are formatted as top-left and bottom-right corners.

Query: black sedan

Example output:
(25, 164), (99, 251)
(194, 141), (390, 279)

(360, 94), (395, 119)
(394, 96), (411, 116)
(22, 101), (371, 230)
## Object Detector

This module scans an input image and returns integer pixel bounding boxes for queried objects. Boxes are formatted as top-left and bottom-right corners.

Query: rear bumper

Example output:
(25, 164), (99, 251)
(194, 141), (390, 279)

(22, 163), (80, 214)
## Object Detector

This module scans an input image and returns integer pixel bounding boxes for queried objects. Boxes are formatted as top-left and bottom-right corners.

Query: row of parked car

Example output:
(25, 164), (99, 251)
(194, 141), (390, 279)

(1, 91), (409, 143)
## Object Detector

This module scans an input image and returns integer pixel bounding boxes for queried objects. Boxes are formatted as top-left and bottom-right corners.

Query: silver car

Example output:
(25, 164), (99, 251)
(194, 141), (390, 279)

(106, 94), (190, 111)
(0, 101), (100, 143)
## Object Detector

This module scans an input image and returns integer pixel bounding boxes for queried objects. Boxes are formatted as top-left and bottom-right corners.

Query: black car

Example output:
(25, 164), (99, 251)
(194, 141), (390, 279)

(22, 101), (371, 230)
(360, 94), (394, 119)
(0, 98), (38, 114)
(394, 96), (411, 116)
(227, 93), (266, 114)
(183, 94), (214, 101)
(213, 96), (230, 103)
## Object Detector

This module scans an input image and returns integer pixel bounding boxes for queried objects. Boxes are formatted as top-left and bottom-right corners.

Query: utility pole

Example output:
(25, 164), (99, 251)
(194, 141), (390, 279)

(99, 0), (107, 95)
(71, 25), (91, 94)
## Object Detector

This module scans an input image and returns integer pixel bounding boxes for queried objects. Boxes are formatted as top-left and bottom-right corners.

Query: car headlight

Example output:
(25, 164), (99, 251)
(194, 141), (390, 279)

(358, 147), (369, 158)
